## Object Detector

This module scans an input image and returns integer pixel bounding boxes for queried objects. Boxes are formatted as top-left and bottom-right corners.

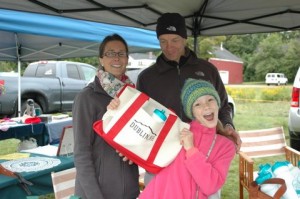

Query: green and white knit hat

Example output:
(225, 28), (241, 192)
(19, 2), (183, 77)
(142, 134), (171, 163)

(181, 78), (221, 119)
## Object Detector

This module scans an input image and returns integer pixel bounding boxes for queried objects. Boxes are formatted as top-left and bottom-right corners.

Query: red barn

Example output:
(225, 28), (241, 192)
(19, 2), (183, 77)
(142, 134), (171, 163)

(208, 46), (243, 84)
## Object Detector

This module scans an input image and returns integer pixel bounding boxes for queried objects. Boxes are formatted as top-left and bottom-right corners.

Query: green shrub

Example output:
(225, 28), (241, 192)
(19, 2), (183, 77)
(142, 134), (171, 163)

(260, 87), (291, 101)
(226, 86), (291, 102)
(226, 87), (256, 100)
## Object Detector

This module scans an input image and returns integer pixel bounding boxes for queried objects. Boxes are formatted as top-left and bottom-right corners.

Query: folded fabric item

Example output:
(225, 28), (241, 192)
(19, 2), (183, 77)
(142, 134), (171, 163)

(24, 117), (41, 124)
(1, 157), (61, 172)
(0, 124), (10, 131)
(0, 118), (17, 131)
(21, 145), (58, 157)
(0, 153), (30, 160)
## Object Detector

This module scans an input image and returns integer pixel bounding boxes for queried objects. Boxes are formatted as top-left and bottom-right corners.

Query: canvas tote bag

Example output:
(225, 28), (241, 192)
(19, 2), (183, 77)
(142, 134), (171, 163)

(249, 178), (287, 199)
(93, 85), (189, 174)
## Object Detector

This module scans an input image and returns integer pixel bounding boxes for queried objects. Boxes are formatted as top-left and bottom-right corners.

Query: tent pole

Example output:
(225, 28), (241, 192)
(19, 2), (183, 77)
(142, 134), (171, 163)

(192, 16), (199, 55)
(193, 0), (208, 55)
(14, 33), (21, 119)
(194, 35), (197, 54)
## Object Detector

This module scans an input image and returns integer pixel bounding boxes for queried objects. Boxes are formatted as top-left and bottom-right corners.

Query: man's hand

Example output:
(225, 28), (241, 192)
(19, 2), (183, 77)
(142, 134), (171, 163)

(224, 124), (242, 153)
(116, 150), (133, 165)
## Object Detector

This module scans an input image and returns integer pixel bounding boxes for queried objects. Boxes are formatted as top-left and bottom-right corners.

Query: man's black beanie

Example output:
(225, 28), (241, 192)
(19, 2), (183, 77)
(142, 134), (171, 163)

(156, 13), (187, 39)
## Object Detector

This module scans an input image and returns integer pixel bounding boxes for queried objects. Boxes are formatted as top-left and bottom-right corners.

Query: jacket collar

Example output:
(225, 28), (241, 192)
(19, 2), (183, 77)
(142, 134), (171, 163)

(87, 76), (107, 95)
(190, 120), (216, 135)
(155, 47), (195, 74)
(190, 120), (217, 155)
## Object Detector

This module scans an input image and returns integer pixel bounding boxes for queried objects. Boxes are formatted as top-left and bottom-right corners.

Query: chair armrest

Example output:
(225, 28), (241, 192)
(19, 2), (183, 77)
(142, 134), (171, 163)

(285, 145), (300, 154)
(239, 151), (254, 164)
(285, 146), (300, 167)
(239, 151), (255, 191)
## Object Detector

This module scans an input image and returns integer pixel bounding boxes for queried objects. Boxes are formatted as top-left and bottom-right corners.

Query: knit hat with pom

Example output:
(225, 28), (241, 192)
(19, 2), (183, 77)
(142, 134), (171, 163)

(180, 78), (220, 119)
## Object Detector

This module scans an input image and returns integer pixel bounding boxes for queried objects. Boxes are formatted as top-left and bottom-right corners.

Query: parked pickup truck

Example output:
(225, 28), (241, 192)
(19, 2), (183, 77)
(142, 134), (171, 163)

(0, 61), (97, 118)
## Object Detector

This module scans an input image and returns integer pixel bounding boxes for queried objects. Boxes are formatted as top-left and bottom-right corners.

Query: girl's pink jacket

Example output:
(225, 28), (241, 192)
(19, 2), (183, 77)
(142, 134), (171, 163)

(139, 120), (236, 199)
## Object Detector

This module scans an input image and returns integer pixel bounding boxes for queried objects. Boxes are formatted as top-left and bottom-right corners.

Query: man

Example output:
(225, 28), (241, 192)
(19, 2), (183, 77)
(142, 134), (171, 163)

(136, 13), (241, 185)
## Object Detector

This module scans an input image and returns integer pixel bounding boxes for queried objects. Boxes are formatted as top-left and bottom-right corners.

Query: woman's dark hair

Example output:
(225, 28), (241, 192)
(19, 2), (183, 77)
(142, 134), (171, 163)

(98, 34), (129, 58)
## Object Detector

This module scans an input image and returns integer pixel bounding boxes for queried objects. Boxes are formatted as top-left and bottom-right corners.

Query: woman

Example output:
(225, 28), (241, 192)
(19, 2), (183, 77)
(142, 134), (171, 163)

(72, 34), (139, 199)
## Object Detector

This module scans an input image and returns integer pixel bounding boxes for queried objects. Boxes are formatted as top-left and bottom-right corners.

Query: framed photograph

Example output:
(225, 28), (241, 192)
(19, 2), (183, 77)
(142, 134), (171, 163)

(57, 126), (74, 156)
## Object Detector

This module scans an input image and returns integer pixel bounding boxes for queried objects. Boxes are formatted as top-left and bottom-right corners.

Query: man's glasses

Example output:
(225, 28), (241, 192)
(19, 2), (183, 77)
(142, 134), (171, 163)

(104, 51), (128, 58)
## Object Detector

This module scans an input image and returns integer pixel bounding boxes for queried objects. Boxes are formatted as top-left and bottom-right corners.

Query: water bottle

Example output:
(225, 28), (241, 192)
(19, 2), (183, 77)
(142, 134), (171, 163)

(272, 161), (298, 199)
(256, 164), (279, 197)
(152, 109), (167, 123)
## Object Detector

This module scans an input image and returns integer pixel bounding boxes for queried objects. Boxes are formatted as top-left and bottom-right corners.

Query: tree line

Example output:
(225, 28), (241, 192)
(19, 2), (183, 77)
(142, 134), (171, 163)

(1, 31), (300, 82)
(188, 31), (300, 82)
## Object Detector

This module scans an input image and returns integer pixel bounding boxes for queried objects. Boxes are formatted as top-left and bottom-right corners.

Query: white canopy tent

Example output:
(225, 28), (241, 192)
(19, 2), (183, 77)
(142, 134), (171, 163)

(0, 0), (300, 36)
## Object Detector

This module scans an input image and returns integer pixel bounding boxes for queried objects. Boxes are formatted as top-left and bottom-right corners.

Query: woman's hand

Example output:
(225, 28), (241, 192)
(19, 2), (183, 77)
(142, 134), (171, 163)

(107, 97), (120, 110)
(180, 128), (194, 151)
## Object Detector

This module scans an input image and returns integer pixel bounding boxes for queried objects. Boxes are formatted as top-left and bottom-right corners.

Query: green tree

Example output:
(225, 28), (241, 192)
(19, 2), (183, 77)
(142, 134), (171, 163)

(67, 57), (99, 67)
(281, 38), (300, 81)
(245, 33), (285, 81)
(187, 36), (226, 60)
(224, 34), (266, 56)
(224, 34), (269, 81)
(0, 61), (18, 72)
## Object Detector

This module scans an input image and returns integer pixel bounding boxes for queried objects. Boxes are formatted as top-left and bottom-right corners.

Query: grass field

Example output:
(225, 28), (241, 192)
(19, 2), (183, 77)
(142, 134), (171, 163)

(0, 97), (291, 198)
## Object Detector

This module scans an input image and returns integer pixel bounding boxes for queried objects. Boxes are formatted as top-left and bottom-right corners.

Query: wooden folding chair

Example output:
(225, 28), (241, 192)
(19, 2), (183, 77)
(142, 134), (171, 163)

(51, 167), (76, 199)
(238, 126), (300, 199)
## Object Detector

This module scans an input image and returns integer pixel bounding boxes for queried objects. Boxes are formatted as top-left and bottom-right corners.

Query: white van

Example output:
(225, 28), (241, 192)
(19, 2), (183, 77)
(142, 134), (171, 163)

(265, 73), (288, 85)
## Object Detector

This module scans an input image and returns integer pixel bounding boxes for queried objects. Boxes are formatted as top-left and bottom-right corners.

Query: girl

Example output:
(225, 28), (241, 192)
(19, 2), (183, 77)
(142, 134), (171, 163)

(139, 78), (236, 199)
